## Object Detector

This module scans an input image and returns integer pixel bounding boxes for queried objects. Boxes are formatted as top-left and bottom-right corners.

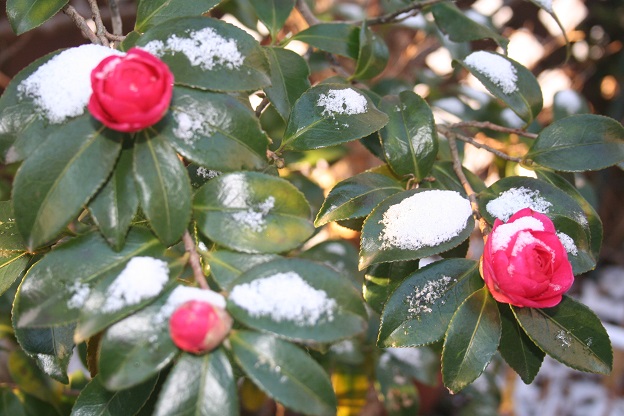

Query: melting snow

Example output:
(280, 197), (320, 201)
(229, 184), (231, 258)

(491, 216), (546, 252)
(556, 231), (578, 256)
(406, 275), (455, 316)
(172, 101), (226, 144)
(317, 88), (367, 117)
(464, 51), (518, 95)
(232, 196), (275, 233)
(67, 282), (91, 309)
(486, 187), (552, 221)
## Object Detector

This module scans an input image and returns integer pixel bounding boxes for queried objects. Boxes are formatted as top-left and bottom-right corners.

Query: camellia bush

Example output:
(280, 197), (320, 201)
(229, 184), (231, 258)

(1, 0), (624, 414)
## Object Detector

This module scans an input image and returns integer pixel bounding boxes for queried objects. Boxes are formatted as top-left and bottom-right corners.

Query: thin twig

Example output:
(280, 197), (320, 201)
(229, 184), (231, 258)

(438, 126), (523, 163)
(105, 32), (126, 42)
(357, 0), (452, 26)
(450, 120), (538, 139)
(182, 230), (209, 290)
(295, 0), (320, 25)
(108, 0), (123, 36)
(88, 0), (110, 46)
(62, 5), (102, 45)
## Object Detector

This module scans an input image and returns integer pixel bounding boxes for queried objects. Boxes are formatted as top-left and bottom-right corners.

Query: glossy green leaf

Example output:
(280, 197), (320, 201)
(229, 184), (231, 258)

(498, 304), (544, 384)
(316, 171), (403, 227)
(550, 215), (595, 274)
(442, 287), (501, 393)
(512, 296), (612, 374)
(251, 0), (295, 39)
(0, 201), (26, 251)
(378, 259), (483, 347)
(291, 23), (359, 58)
(231, 331), (337, 416)
(0, 389), (26, 416)
(135, 0), (221, 32)
(134, 132), (191, 246)
(89, 148), (139, 251)
(228, 258), (367, 343)
(0, 251), (29, 296)
(457, 52), (542, 124)
(193, 172), (314, 253)
(136, 17), (271, 91)
(360, 189), (474, 269)
(379, 92), (438, 180)
(526, 115), (624, 171)
(13, 116), (122, 250)
(264, 47), (311, 121)
(204, 250), (279, 291)
(363, 260), (419, 315)
(282, 84), (389, 151)
(422, 161), (487, 195)
(431, 3), (509, 52)
(299, 240), (363, 289)
(160, 87), (268, 172)
(6, 0), (68, 34)
(352, 23), (389, 80)
(13, 228), (165, 328)
(71, 374), (158, 416)
(153, 350), (238, 416)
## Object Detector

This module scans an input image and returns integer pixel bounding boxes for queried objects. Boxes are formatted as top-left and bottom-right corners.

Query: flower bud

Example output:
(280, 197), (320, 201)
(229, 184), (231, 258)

(169, 300), (233, 354)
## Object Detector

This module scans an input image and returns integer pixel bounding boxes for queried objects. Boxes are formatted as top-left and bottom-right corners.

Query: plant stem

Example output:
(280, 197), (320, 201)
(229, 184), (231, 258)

(62, 5), (102, 45)
(182, 230), (209, 290)
(438, 125), (523, 163)
(358, 0), (451, 26)
(88, 0), (110, 46)
(295, 0), (320, 25)
(108, 0), (123, 36)
(450, 120), (538, 139)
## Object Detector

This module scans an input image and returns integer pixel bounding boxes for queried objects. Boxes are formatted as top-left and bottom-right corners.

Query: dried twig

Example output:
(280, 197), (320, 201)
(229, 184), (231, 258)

(450, 120), (538, 139)
(358, 0), (451, 26)
(62, 5), (102, 45)
(295, 0), (320, 26)
(88, 0), (110, 46)
(182, 231), (209, 290)
(438, 125), (523, 163)
(108, 0), (123, 36)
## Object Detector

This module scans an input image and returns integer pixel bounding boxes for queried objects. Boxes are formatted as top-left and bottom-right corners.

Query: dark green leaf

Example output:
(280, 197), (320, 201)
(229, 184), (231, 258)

(442, 287), (501, 393)
(227, 258), (367, 343)
(0, 389), (26, 416)
(264, 47), (311, 121)
(316, 172), (403, 227)
(89, 148), (139, 251)
(282, 84), (389, 151)
(135, 0), (221, 32)
(0, 251), (29, 296)
(251, 0), (295, 39)
(153, 350), (238, 416)
(378, 259), (483, 347)
(193, 172), (314, 253)
(526, 115), (624, 171)
(13, 116), (122, 250)
(299, 239), (363, 289)
(422, 161), (487, 196)
(8, 350), (57, 405)
(136, 17), (271, 91)
(379, 92), (438, 180)
(550, 215), (595, 274)
(352, 23), (389, 80)
(134, 132), (191, 246)
(0, 202), (25, 251)
(204, 250), (279, 291)
(512, 296), (612, 374)
(6, 0), (68, 34)
(363, 260), (419, 315)
(231, 330), (337, 416)
(291, 23), (359, 58)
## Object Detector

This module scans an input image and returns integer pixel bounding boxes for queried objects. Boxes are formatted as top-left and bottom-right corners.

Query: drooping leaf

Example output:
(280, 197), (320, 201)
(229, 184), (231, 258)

(231, 330), (337, 416)
(13, 116), (122, 250)
(6, 0), (68, 35)
(291, 23), (360, 58)
(363, 260), (420, 315)
(251, 0), (295, 40)
(378, 259), (483, 348)
(512, 296), (612, 374)
(193, 172), (314, 253)
(526, 115), (624, 171)
(204, 250), (280, 291)
(135, 0), (221, 32)
(0, 251), (29, 296)
(264, 47), (311, 121)
(352, 23), (389, 80)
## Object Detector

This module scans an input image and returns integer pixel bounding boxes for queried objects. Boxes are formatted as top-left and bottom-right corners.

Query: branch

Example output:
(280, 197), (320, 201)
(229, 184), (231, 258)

(108, 0), (123, 36)
(358, 0), (452, 26)
(182, 231), (209, 290)
(295, 0), (320, 26)
(88, 0), (110, 46)
(450, 120), (538, 139)
(62, 5), (102, 45)
(438, 126), (523, 163)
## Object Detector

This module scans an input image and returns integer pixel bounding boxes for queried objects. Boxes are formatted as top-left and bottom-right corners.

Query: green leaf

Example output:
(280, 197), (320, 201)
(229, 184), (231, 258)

(550, 215), (595, 274)
(264, 47), (311, 121)
(0, 251), (29, 296)
(0, 389), (27, 416)
(13, 116), (122, 250)
(430, 3), (509, 53)
(231, 330), (337, 416)
(282, 84), (389, 151)
(153, 350), (238, 416)
(525, 115), (624, 171)
(204, 250), (280, 291)
(160, 87), (269, 172)
(315, 171), (403, 227)
(136, 17), (271, 91)
(442, 287), (501, 394)
(8, 350), (57, 405)
(134, 131), (191, 246)
(291, 23), (359, 58)
(228, 258), (367, 343)
(89, 148), (139, 251)
(378, 259), (483, 347)
(135, 0), (221, 32)
(299, 240), (363, 289)
(512, 296), (612, 374)
(498, 304), (544, 384)
(379, 92), (438, 180)
(251, 0), (295, 40)
(375, 357), (420, 415)
(363, 260), (419, 315)
(457, 52), (542, 124)
(13, 228), (165, 328)
(422, 161), (487, 196)
(6, 0), (68, 35)
(0, 202), (25, 251)
(193, 172), (314, 253)
(359, 189), (473, 269)
(71, 374), (158, 416)
(352, 23), (389, 80)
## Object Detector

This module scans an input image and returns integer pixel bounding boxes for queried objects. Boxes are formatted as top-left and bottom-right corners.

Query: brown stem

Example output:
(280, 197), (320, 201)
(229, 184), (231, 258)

(62, 5), (102, 45)
(450, 120), (538, 139)
(88, 0), (110, 46)
(358, 0), (452, 26)
(295, 0), (320, 26)
(105, 32), (126, 42)
(438, 126), (523, 163)
(182, 230), (209, 290)
(108, 0), (123, 36)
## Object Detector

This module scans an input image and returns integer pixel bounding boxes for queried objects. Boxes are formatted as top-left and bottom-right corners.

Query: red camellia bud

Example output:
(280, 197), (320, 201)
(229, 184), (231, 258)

(481, 208), (574, 308)
(88, 47), (173, 132)
(169, 300), (233, 354)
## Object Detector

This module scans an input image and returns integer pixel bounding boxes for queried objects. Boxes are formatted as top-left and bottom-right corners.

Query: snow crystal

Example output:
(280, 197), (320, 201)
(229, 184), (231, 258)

(153, 285), (226, 325)
(486, 187), (552, 221)
(511, 231), (555, 258)
(232, 196), (275, 233)
(556, 232), (578, 256)
(17, 44), (123, 123)
(407, 275), (454, 316)
(379, 190), (472, 250)
(229, 271), (337, 326)
(102, 257), (169, 313)
(554, 90), (584, 114)
(555, 330), (572, 348)
(464, 51), (518, 95)
(491, 216), (545, 252)
(142, 27), (244, 70)
(533, 0), (553, 12)
(67, 282), (91, 309)
(317, 88), (367, 117)
(172, 101), (226, 144)
(196, 167), (220, 179)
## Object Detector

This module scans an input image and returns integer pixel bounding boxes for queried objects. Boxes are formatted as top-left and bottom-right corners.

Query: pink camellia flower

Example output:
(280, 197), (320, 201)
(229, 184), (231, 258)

(169, 300), (233, 354)
(88, 47), (173, 132)
(481, 208), (574, 308)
